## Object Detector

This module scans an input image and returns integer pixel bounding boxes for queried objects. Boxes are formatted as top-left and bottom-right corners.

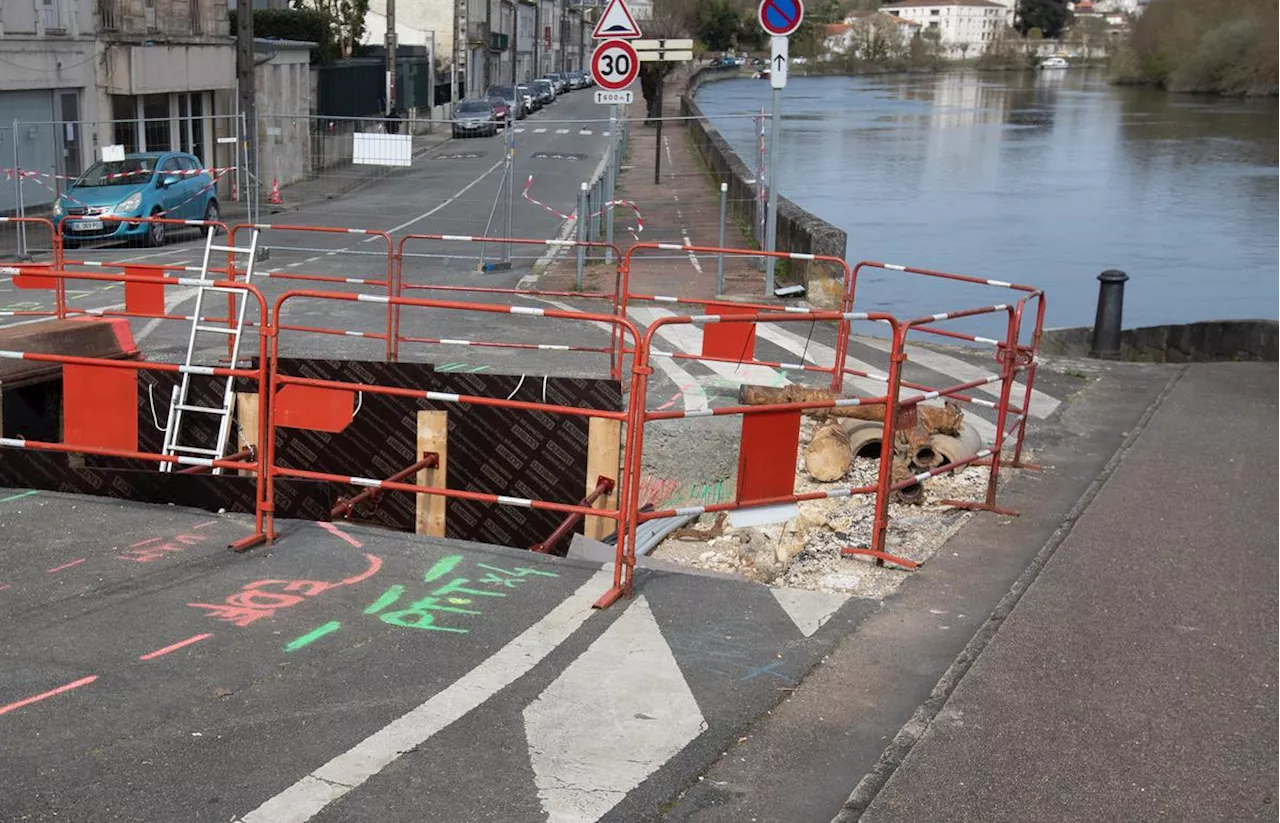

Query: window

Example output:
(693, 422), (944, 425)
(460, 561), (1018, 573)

(931, 8), (940, 14)
(142, 94), (170, 152)
(929, 20), (939, 28)
(111, 95), (139, 153)
(160, 157), (183, 174)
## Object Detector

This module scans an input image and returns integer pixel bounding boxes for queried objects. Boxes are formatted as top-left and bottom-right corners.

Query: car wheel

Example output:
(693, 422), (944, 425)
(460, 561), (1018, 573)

(145, 211), (165, 247)
(204, 200), (222, 235)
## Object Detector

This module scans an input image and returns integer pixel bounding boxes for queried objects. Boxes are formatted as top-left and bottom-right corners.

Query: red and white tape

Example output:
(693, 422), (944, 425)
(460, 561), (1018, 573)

(522, 176), (644, 237)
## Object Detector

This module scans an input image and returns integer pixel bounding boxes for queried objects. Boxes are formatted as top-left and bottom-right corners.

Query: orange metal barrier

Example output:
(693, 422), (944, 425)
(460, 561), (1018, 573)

(0, 267), (272, 551)
(261, 287), (645, 607)
(229, 222), (398, 361)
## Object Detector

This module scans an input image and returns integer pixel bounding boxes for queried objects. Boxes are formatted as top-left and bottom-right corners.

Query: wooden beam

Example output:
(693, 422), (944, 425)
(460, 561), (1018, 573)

(585, 417), (621, 540)
(234, 392), (259, 478)
(415, 410), (448, 538)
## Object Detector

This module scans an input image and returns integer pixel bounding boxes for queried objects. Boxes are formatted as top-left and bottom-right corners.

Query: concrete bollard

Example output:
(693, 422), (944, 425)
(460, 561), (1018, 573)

(1090, 269), (1129, 359)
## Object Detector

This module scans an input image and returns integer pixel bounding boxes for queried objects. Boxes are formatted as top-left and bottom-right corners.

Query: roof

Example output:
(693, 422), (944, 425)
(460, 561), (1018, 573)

(883, 0), (1008, 7)
(825, 23), (852, 35)
(846, 9), (923, 24)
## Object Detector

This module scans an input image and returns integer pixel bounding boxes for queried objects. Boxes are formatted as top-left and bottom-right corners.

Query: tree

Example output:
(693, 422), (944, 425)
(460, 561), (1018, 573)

(1017, 0), (1071, 39)
(639, 0), (698, 123)
(291, 0), (369, 59)
(696, 0), (743, 52)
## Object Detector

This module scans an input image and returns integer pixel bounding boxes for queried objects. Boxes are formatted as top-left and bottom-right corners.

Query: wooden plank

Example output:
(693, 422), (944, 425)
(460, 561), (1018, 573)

(584, 417), (622, 540)
(235, 392), (259, 478)
(415, 410), (448, 537)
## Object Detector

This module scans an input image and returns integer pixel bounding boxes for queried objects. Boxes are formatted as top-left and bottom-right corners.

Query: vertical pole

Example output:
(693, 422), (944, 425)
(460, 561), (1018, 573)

(1090, 270), (1129, 359)
(604, 105), (617, 263)
(505, 119), (515, 262)
(12, 119), (26, 259)
(511, 3), (518, 86)
(653, 116), (662, 185)
(427, 31), (436, 132)
(764, 84), (781, 295)
(386, 0), (397, 116)
(576, 181), (588, 289)
(717, 181), (727, 295)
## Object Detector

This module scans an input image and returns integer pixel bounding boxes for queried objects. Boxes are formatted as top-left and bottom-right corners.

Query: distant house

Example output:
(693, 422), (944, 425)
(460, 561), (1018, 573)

(823, 23), (855, 54)
(881, 0), (1013, 56)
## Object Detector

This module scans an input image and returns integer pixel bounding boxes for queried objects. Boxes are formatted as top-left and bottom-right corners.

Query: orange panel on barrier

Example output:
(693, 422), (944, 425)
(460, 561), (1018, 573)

(63, 364), (138, 452)
(701, 303), (757, 361)
(124, 267), (166, 315)
(735, 409), (801, 504)
(275, 385), (356, 432)
(12, 264), (56, 291)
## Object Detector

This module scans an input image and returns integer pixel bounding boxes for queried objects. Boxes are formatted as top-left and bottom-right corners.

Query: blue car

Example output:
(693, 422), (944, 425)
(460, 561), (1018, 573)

(54, 151), (219, 247)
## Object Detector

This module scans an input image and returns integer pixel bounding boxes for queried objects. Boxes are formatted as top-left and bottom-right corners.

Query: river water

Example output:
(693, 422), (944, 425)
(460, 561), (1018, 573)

(695, 71), (1278, 331)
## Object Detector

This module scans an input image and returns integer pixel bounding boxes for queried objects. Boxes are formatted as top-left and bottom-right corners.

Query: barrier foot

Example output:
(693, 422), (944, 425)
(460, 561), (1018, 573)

(229, 531), (270, 553)
(941, 499), (1020, 517)
(841, 547), (920, 571)
(593, 586), (625, 609)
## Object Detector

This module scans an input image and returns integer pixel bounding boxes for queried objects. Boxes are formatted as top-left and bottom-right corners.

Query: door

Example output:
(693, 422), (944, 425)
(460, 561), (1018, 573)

(156, 156), (186, 217)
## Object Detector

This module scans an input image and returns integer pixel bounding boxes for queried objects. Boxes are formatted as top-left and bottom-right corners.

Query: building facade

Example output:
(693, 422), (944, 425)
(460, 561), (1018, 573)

(1, 0), (236, 213)
(883, 0), (1013, 56)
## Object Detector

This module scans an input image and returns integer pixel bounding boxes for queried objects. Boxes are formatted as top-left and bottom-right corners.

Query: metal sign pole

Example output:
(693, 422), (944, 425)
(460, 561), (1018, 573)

(764, 84), (780, 294)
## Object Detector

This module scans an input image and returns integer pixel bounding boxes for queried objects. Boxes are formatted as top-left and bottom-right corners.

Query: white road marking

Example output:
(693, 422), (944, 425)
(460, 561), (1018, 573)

(534, 128), (547, 134)
(579, 129), (593, 136)
(524, 596), (707, 822)
(771, 588), (850, 638)
(382, 159), (506, 236)
(234, 568), (615, 823)
(555, 128), (570, 134)
(628, 306), (785, 388)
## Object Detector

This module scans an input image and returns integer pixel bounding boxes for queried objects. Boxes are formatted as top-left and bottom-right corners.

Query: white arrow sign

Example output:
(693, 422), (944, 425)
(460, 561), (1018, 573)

(770, 35), (788, 89)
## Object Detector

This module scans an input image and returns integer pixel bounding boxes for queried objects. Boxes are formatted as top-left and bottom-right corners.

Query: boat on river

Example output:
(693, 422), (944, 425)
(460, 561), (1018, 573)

(1039, 56), (1070, 69)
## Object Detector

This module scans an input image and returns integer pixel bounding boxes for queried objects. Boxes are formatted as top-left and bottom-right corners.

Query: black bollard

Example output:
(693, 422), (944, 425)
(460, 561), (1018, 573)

(1089, 269), (1129, 359)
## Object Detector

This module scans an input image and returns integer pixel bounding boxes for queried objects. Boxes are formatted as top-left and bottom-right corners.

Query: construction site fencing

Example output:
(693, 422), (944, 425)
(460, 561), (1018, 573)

(262, 288), (645, 608)
(227, 222), (398, 361)
(2, 114), (251, 259)
(846, 260), (1047, 468)
(0, 266), (272, 551)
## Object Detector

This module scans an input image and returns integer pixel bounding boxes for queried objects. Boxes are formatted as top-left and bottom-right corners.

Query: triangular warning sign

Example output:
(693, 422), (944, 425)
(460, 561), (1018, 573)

(592, 0), (642, 39)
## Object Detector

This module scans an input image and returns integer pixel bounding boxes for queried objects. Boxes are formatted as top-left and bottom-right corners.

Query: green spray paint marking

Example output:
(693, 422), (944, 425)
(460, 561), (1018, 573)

(364, 584), (405, 614)
(0, 490), (38, 504)
(423, 554), (464, 583)
(285, 620), (343, 651)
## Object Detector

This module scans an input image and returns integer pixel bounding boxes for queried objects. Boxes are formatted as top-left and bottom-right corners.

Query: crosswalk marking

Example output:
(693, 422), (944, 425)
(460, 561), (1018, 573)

(555, 128), (570, 134)
(534, 128), (547, 133)
(579, 129), (593, 135)
(628, 307), (785, 389)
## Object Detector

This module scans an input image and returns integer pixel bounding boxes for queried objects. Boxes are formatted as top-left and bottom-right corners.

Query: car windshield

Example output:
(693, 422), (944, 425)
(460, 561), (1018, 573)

(534, 81), (551, 90)
(489, 86), (515, 99)
(74, 158), (157, 188)
(458, 101), (491, 113)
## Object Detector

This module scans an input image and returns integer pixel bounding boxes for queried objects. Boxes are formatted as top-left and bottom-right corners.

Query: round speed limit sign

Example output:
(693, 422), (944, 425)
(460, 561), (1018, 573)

(591, 39), (639, 91)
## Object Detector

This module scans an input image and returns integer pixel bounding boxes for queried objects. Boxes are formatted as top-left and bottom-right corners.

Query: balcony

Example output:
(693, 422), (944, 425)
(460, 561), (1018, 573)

(97, 0), (121, 31)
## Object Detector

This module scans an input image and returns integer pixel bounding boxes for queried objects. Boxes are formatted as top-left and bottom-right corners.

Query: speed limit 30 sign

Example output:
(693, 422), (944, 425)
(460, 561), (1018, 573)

(591, 39), (639, 91)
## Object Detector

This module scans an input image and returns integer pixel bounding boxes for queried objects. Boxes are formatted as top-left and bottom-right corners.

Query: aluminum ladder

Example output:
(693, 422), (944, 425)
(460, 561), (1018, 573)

(159, 227), (260, 474)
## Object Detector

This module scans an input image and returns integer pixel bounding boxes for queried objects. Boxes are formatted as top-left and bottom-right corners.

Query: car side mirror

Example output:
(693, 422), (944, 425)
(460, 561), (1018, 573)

(158, 175), (178, 189)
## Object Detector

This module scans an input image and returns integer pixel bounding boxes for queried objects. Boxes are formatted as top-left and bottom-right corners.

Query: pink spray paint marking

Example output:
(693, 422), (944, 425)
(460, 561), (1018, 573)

(318, 521), (363, 548)
(139, 633), (213, 661)
(0, 675), (99, 716)
(47, 558), (86, 574)
(187, 554), (384, 628)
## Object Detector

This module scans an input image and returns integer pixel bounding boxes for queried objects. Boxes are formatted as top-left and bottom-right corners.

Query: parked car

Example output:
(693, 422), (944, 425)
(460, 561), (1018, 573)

(54, 151), (217, 247)
(546, 72), (567, 94)
(532, 79), (556, 106)
(487, 97), (512, 125)
(452, 99), (500, 138)
(486, 85), (526, 119)
(566, 70), (588, 90)
(516, 83), (539, 112)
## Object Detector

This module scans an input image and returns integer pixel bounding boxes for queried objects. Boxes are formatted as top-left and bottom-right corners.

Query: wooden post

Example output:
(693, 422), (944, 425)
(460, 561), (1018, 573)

(235, 392), (259, 477)
(415, 410), (448, 537)
(585, 417), (621, 540)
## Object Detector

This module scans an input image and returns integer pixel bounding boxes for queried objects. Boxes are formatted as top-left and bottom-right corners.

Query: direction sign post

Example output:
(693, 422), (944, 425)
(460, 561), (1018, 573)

(758, 0), (804, 295)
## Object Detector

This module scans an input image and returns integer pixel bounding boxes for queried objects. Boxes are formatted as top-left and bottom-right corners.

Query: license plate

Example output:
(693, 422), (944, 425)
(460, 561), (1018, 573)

(73, 219), (104, 231)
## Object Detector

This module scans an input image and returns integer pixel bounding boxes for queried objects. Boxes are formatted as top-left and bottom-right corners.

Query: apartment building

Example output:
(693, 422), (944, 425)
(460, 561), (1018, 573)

(1, 0), (235, 211)
(883, 0), (1014, 55)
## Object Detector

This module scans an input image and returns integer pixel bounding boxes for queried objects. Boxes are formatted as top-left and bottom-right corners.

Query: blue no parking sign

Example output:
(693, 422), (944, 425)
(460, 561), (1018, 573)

(758, 0), (804, 37)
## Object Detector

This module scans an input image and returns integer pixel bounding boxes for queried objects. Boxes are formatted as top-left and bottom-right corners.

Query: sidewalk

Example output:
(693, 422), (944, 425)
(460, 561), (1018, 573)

(537, 71), (767, 300)
(847, 362), (1278, 822)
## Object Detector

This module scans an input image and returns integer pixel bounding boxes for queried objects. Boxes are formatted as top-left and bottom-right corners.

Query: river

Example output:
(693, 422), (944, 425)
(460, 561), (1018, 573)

(695, 70), (1278, 331)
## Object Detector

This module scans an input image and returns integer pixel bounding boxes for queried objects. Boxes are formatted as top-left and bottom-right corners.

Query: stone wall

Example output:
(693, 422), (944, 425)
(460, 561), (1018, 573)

(679, 66), (848, 304)
(1041, 320), (1279, 362)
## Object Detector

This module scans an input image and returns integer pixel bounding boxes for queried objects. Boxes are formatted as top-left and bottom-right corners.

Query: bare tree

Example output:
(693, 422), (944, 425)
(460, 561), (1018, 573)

(638, 0), (698, 124)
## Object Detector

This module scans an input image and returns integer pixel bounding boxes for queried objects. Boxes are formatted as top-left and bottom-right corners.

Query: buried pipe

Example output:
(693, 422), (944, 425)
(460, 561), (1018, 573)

(176, 446), (254, 474)
(529, 476), (616, 555)
(330, 452), (439, 520)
